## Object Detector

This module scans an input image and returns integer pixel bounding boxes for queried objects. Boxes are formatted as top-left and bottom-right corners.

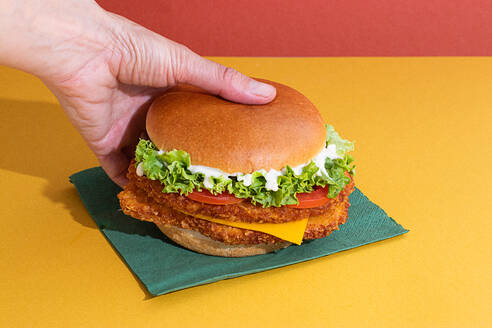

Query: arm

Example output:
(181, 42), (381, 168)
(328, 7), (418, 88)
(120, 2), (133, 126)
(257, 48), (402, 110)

(0, 0), (276, 185)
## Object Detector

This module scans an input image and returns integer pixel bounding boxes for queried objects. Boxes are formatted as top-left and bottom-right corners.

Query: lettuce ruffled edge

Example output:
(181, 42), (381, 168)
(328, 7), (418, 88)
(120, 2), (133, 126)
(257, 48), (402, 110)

(134, 125), (355, 207)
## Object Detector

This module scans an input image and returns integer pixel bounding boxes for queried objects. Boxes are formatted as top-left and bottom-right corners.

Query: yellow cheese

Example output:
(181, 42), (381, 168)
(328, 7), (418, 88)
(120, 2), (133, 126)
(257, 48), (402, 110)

(179, 211), (308, 245)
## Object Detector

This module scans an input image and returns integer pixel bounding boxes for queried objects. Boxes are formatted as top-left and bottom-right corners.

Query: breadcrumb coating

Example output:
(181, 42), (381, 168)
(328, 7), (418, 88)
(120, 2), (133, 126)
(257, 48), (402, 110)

(118, 173), (354, 245)
(126, 161), (353, 224)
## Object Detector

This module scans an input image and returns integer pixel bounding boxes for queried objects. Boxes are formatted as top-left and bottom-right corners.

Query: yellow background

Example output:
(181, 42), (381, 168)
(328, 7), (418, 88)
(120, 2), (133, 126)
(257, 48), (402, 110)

(0, 58), (491, 327)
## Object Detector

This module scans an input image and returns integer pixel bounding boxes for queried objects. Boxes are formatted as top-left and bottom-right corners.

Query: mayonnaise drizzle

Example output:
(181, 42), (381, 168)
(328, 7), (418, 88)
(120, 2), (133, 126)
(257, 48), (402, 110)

(237, 173), (253, 186)
(139, 145), (341, 191)
(188, 165), (226, 189)
(136, 162), (144, 176)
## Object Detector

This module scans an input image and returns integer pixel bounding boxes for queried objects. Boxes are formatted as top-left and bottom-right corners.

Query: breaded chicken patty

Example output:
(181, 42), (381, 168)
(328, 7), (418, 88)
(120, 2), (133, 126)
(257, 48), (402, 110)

(127, 162), (353, 224)
(118, 177), (354, 245)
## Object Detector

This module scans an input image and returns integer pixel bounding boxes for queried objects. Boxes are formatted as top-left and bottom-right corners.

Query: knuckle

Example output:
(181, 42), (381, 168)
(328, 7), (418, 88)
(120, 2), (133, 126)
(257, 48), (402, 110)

(167, 43), (192, 85)
(220, 66), (241, 84)
(114, 31), (142, 82)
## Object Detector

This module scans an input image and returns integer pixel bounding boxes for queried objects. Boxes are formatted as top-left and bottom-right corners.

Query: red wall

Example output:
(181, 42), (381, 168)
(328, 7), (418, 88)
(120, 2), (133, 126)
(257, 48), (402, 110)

(97, 0), (492, 56)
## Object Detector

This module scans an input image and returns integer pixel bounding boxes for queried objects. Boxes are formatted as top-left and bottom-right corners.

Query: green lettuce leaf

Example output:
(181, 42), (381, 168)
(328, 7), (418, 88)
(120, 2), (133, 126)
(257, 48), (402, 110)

(134, 125), (355, 207)
(325, 124), (354, 156)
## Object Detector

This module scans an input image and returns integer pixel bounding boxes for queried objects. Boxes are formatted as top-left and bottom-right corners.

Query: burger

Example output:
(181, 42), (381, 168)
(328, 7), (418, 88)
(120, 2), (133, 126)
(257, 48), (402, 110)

(118, 80), (355, 257)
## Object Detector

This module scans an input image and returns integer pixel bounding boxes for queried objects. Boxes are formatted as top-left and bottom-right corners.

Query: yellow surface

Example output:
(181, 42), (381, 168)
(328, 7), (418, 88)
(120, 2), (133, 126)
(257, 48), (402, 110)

(0, 58), (491, 327)
(181, 211), (308, 245)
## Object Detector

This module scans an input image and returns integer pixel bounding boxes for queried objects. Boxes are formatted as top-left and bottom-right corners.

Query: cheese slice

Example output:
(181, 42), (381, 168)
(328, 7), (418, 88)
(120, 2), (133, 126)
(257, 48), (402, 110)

(179, 210), (308, 245)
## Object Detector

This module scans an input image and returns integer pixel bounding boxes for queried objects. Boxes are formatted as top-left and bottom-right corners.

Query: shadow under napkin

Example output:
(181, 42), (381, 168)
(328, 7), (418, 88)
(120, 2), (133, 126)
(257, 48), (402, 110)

(70, 167), (408, 296)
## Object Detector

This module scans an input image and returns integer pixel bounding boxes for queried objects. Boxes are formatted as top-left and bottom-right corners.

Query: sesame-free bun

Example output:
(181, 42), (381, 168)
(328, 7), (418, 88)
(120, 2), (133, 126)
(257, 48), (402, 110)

(156, 223), (291, 257)
(146, 79), (326, 173)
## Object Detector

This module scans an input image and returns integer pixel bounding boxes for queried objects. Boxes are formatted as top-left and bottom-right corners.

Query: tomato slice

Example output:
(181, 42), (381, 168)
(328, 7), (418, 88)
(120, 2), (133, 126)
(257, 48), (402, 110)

(286, 185), (330, 209)
(186, 189), (243, 205)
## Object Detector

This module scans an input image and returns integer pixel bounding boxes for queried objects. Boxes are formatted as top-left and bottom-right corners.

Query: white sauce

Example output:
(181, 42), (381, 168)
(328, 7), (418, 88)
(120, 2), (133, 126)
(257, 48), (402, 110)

(136, 162), (144, 176)
(188, 165), (229, 189)
(141, 145), (341, 191)
(203, 176), (214, 189)
(257, 169), (283, 191)
(311, 144), (339, 177)
(237, 173), (253, 186)
(188, 164), (226, 178)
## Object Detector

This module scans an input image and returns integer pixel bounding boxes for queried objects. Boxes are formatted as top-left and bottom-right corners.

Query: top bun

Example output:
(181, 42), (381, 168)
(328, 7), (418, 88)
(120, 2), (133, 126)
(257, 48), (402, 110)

(146, 79), (326, 173)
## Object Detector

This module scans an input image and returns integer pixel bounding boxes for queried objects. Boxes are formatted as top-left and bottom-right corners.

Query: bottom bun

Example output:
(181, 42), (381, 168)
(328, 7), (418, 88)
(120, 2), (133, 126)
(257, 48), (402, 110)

(156, 223), (291, 257)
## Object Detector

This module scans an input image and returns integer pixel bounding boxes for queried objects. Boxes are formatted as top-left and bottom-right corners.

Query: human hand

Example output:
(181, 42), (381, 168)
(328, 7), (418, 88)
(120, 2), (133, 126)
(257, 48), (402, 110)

(0, 0), (276, 186)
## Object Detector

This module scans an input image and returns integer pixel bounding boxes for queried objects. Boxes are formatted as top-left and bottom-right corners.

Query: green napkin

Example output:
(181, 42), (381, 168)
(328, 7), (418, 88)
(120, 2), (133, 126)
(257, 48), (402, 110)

(70, 167), (408, 296)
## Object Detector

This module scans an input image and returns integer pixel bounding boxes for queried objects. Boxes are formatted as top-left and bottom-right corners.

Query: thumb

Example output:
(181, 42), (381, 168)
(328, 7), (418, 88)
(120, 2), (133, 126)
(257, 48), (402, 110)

(113, 18), (276, 104)
(175, 53), (277, 104)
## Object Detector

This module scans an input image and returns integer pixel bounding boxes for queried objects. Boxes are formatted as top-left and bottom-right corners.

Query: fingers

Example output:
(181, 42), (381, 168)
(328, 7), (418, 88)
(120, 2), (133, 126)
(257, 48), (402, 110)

(112, 16), (276, 104)
(98, 152), (130, 187)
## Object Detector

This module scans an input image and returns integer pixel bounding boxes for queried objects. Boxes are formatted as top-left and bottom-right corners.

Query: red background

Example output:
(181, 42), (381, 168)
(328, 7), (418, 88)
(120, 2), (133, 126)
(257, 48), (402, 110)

(97, 0), (492, 56)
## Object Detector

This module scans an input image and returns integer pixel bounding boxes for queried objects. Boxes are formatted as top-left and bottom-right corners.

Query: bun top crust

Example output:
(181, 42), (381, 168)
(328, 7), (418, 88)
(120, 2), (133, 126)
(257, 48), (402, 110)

(146, 79), (326, 173)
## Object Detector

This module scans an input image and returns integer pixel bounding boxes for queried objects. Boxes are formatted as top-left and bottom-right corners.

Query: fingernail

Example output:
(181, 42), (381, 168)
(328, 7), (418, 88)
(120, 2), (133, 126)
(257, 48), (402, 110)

(248, 80), (276, 98)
